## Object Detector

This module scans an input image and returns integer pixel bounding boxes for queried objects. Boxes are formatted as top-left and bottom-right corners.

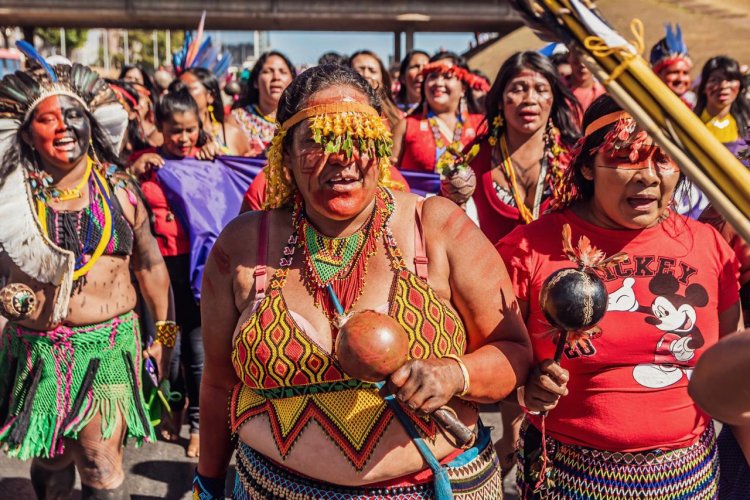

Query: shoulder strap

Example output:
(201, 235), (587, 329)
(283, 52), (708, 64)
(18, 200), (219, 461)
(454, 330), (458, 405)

(254, 211), (270, 299)
(414, 199), (429, 280)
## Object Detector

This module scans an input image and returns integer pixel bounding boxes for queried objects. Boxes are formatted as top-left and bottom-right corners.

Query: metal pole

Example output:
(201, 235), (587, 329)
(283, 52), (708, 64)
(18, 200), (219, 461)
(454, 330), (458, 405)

(394, 31), (402, 63)
(60, 27), (66, 57)
(124, 30), (129, 65)
(152, 30), (158, 69)
(405, 28), (414, 53)
(166, 29), (171, 67)
(103, 29), (110, 71)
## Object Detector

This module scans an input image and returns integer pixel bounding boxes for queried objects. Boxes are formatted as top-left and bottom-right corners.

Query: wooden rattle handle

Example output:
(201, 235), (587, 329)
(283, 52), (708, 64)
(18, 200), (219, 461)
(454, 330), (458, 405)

(432, 405), (476, 449)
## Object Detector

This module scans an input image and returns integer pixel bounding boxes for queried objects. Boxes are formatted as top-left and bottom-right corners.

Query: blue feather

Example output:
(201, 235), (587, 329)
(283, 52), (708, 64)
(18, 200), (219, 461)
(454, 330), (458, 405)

(15, 40), (57, 82)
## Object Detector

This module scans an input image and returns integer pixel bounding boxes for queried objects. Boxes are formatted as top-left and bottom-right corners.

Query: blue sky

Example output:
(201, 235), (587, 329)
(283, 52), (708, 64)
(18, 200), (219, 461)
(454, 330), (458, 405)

(214, 31), (476, 66)
(270, 32), (475, 65)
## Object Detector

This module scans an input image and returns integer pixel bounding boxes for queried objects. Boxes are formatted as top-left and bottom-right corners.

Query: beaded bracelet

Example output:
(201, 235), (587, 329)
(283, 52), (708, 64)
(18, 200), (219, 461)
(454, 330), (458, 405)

(154, 320), (179, 348)
(192, 468), (225, 499)
(444, 354), (470, 397)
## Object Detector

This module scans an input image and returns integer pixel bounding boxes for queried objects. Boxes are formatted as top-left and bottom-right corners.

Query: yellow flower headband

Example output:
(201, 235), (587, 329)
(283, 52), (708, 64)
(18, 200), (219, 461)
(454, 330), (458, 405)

(263, 101), (401, 209)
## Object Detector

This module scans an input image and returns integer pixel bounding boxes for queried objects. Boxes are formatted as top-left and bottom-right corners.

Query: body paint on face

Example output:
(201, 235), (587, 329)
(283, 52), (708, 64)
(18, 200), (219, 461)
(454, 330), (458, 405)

(598, 144), (680, 175)
(28, 95), (91, 167)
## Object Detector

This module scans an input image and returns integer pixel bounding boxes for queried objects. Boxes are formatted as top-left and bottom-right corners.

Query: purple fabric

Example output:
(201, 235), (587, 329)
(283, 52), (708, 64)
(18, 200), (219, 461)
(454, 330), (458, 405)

(157, 156), (265, 299)
(399, 169), (441, 197)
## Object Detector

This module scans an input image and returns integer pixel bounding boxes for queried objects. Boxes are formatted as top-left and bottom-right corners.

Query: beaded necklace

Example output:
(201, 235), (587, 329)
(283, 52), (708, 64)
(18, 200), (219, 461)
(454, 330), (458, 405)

(428, 112), (464, 167)
(29, 157), (94, 203)
(36, 164), (114, 285)
(494, 134), (547, 224)
(293, 188), (395, 329)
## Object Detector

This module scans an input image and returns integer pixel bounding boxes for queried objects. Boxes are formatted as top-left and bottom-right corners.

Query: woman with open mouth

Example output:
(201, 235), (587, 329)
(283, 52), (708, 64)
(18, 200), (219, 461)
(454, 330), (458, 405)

(392, 51), (487, 174)
(0, 56), (173, 498)
(194, 64), (531, 499)
(497, 94), (741, 499)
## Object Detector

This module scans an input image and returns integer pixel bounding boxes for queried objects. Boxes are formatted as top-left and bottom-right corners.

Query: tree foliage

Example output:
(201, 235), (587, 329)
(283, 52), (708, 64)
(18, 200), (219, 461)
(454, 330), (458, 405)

(37, 28), (88, 53)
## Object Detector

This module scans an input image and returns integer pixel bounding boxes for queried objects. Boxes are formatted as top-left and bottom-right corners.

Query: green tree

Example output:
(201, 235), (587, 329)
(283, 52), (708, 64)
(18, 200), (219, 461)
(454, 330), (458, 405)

(36, 28), (88, 54)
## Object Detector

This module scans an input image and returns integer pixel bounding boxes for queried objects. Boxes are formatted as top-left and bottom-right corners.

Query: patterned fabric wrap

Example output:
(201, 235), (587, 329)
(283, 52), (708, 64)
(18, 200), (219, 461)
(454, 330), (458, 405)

(516, 419), (718, 499)
(232, 425), (503, 499)
(230, 220), (468, 470)
(232, 106), (277, 157)
(0, 311), (154, 459)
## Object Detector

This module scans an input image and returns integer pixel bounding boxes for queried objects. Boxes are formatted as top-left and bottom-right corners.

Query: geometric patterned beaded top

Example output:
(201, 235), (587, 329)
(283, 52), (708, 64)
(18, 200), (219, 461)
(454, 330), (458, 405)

(230, 196), (468, 470)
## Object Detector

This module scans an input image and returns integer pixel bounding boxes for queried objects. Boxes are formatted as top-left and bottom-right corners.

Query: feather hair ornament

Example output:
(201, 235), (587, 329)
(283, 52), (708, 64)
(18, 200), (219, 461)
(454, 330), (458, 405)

(0, 50), (128, 322)
(172, 11), (233, 79)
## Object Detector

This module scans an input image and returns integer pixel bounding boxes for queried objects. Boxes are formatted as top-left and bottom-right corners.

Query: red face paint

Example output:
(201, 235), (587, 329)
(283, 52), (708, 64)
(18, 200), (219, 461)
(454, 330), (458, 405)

(28, 95), (91, 169)
(160, 111), (201, 159)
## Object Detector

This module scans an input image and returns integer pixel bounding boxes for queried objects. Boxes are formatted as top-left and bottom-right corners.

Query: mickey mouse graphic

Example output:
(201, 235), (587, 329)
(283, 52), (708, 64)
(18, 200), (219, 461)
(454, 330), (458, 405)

(607, 273), (708, 388)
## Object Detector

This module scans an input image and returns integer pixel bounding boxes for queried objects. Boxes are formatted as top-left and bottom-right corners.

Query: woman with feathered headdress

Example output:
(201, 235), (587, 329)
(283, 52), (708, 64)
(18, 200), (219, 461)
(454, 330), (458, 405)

(0, 44), (173, 498)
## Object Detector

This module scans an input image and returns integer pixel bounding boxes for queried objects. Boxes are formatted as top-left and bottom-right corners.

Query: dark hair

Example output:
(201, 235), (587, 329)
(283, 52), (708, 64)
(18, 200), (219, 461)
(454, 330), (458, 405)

(157, 82), (208, 147)
(485, 51), (581, 147)
(318, 51), (348, 67)
(396, 50), (430, 105)
(234, 51), (297, 110)
(183, 67), (225, 124)
(277, 64), (380, 148)
(570, 94), (686, 202)
(118, 64), (157, 103)
(413, 51), (482, 116)
(694, 55), (750, 138)
(348, 50), (401, 130)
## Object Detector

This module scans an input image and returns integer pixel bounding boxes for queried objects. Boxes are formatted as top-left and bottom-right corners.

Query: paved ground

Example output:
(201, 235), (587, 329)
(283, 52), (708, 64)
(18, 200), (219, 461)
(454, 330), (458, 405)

(0, 410), (518, 499)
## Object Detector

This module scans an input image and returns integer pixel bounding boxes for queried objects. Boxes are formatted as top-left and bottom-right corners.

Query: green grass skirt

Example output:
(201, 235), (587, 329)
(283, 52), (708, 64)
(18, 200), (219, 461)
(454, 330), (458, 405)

(0, 310), (155, 459)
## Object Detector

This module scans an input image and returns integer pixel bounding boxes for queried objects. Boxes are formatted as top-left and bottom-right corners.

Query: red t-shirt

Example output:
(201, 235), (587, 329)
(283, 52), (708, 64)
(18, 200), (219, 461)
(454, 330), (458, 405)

(241, 166), (411, 213)
(399, 113), (485, 172)
(134, 147), (191, 256)
(497, 209), (739, 452)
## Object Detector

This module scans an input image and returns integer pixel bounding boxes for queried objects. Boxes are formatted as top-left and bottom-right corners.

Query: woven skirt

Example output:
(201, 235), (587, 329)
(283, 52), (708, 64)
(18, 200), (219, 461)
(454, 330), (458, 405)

(516, 419), (718, 499)
(233, 424), (503, 499)
(0, 311), (154, 459)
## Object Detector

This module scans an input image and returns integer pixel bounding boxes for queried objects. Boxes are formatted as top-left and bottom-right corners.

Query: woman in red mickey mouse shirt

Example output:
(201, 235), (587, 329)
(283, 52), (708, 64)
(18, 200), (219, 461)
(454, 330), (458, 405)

(497, 94), (742, 498)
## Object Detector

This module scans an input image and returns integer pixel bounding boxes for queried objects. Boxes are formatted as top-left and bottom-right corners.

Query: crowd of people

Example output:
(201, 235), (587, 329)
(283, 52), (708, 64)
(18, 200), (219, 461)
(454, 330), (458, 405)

(0, 19), (749, 500)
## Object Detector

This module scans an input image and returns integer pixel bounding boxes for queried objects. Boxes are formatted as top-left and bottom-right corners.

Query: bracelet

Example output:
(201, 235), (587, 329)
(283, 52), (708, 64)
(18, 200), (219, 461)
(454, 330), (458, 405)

(516, 386), (541, 416)
(444, 354), (470, 397)
(193, 468), (225, 499)
(154, 320), (179, 348)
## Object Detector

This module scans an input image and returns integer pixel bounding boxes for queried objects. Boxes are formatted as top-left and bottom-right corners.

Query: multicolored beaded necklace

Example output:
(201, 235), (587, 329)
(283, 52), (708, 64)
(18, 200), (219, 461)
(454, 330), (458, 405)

(293, 188), (395, 330)
(35, 162), (114, 288)
(428, 112), (464, 167)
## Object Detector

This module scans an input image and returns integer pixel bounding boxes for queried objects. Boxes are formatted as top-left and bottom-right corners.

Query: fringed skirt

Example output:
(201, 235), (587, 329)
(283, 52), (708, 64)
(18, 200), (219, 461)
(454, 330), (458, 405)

(233, 425), (503, 499)
(0, 311), (154, 459)
(516, 419), (718, 499)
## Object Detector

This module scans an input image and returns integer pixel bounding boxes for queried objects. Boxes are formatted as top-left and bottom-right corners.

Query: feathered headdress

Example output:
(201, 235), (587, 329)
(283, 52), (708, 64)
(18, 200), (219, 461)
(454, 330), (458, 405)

(172, 11), (233, 79)
(650, 23), (691, 74)
(0, 41), (128, 323)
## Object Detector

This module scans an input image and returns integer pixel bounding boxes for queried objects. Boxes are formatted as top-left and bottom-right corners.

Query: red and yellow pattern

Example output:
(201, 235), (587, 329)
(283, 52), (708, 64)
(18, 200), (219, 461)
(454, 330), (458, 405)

(230, 218), (467, 470)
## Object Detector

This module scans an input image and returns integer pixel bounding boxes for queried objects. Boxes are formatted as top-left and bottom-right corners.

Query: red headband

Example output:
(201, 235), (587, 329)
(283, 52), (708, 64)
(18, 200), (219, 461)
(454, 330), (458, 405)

(421, 62), (491, 92)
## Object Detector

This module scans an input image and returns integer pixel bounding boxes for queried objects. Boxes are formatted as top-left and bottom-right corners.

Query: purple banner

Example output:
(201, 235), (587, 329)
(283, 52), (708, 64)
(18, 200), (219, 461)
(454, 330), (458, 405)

(399, 169), (440, 197)
(158, 156), (265, 299)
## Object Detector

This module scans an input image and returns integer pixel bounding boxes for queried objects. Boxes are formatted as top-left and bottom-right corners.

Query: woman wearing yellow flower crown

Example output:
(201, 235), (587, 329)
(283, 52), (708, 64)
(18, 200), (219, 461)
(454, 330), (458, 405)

(194, 64), (531, 499)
